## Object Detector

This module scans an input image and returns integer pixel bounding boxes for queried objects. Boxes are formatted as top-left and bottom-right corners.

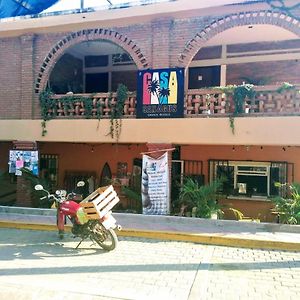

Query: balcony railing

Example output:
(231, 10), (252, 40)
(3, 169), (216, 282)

(44, 85), (300, 119)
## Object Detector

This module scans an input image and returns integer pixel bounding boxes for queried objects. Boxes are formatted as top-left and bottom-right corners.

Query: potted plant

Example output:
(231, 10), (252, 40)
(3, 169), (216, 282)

(177, 177), (223, 219)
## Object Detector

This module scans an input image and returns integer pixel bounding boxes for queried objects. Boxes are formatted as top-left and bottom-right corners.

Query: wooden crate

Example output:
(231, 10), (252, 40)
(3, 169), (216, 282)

(80, 185), (120, 220)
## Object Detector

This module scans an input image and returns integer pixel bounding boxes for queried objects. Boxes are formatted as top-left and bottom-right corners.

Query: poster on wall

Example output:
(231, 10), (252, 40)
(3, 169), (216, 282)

(141, 152), (170, 215)
(136, 68), (184, 118)
(8, 150), (39, 176)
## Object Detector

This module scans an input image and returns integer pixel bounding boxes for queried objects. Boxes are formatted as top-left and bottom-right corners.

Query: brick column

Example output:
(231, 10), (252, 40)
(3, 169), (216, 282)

(151, 18), (173, 69)
(14, 141), (37, 207)
(16, 176), (32, 207)
(20, 34), (35, 119)
(146, 143), (174, 214)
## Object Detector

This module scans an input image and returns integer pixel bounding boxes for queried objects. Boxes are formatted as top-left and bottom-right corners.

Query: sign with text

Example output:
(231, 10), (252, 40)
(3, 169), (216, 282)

(137, 68), (184, 118)
(141, 152), (169, 215)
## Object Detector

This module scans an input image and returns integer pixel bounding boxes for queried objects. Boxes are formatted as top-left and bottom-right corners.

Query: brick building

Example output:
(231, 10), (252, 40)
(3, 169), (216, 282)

(0, 0), (300, 221)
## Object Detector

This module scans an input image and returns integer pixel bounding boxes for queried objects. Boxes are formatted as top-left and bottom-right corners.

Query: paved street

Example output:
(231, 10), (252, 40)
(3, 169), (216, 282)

(0, 228), (299, 300)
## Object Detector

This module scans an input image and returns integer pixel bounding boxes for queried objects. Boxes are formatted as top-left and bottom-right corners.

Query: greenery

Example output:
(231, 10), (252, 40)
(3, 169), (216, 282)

(20, 168), (53, 208)
(121, 185), (142, 214)
(271, 182), (300, 225)
(217, 84), (255, 134)
(39, 84), (129, 139)
(39, 89), (54, 136)
(108, 84), (128, 141)
(276, 82), (296, 94)
(177, 177), (224, 219)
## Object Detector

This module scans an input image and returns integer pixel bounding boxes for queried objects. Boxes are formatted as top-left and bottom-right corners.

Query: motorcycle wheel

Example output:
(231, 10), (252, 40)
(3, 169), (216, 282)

(91, 222), (118, 251)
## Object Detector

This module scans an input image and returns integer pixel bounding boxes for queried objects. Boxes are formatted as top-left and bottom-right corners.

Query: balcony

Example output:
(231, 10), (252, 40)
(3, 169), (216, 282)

(43, 84), (300, 119)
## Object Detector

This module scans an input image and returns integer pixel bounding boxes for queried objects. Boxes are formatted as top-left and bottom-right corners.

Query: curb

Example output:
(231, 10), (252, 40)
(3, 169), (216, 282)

(118, 229), (300, 251)
(1, 220), (299, 251)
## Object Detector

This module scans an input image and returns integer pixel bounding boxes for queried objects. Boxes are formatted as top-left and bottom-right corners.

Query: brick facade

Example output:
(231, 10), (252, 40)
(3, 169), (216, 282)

(0, 8), (300, 120)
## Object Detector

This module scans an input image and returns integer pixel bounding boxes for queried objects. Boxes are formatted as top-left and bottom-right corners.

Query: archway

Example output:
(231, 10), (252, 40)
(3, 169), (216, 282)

(178, 11), (300, 89)
(35, 28), (149, 93)
(178, 11), (300, 68)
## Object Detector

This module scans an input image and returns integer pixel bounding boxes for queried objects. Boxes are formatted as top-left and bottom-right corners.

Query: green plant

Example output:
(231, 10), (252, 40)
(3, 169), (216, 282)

(41, 120), (47, 136)
(108, 84), (128, 141)
(20, 168), (53, 208)
(177, 177), (223, 219)
(39, 89), (56, 120)
(271, 182), (300, 224)
(276, 82), (296, 94)
(121, 185), (142, 214)
(39, 89), (101, 136)
(39, 89), (56, 136)
(219, 84), (255, 134)
(82, 97), (93, 119)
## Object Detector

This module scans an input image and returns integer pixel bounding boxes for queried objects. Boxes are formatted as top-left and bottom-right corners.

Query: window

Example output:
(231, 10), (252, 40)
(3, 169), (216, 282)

(112, 53), (134, 65)
(209, 160), (289, 198)
(85, 55), (109, 67)
(188, 66), (221, 89)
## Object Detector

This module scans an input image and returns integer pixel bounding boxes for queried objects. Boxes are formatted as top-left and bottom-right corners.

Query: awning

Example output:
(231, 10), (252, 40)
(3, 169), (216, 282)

(0, 0), (59, 18)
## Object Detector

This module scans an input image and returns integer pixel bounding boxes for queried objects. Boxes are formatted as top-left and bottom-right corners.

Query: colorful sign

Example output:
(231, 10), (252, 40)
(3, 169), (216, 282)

(8, 150), (39, 176)
(137, 68), (184, 118)
(141, 152), (170, 215)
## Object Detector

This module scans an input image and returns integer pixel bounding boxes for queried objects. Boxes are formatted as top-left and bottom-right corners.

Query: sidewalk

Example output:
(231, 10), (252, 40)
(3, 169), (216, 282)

(0, 205), (300, 251)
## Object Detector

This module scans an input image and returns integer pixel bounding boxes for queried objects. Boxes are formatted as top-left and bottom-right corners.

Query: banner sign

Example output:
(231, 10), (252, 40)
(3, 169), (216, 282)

(141, 152), (169, 215)
(8, 150), (39, 176)
(137, 68), (184, 118)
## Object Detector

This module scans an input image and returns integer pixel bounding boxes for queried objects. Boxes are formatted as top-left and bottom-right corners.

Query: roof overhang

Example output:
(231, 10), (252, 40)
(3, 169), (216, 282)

(0, 0), (269, 38)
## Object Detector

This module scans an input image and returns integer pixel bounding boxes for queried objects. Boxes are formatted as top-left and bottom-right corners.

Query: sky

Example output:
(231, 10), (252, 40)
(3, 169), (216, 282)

(43, 0), (164, 13)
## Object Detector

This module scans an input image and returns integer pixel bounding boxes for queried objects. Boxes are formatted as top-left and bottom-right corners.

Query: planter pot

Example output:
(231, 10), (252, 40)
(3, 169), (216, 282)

(211, 212), (218, 219)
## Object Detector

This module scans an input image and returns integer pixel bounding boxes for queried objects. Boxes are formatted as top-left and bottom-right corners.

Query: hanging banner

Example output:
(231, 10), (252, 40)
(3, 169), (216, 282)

(141, 152), (169, 215)
(136, 68), (184, 118)
(8, 150), (39, 176)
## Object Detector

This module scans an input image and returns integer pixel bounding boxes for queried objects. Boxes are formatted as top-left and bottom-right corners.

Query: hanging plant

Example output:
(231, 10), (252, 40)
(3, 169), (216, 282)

(82, 97), (93, 119)
(219, 84), (255, 134)
(108, 84), (128, 141)
(39, 90), (101, 136)
(233, 84), (255, 114)
(39, 89), (56, 120)
(39, 89), (56, 136)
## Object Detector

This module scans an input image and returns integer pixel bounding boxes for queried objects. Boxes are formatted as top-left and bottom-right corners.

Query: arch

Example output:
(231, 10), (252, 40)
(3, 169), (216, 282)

(178, 10), (300, 67)
(35, 28), (149, 93)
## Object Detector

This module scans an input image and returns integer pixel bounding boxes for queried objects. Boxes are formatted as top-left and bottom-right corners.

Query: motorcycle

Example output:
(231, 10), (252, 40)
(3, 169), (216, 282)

(34, 181), (121, 251)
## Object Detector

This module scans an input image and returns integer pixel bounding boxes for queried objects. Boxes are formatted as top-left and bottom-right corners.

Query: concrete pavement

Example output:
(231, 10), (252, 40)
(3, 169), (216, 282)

(0, 227), (299, 300)
(0, 205), (300, 251)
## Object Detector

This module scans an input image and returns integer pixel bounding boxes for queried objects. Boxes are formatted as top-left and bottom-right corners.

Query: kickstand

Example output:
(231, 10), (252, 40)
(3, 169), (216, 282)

(75, 239), (84, 249)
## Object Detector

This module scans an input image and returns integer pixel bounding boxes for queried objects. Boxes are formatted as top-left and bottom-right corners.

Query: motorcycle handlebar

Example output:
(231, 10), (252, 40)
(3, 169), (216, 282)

(37, 186), (79, 204)
(40, 193), (61, 203)
(66, 192), (76, 198)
